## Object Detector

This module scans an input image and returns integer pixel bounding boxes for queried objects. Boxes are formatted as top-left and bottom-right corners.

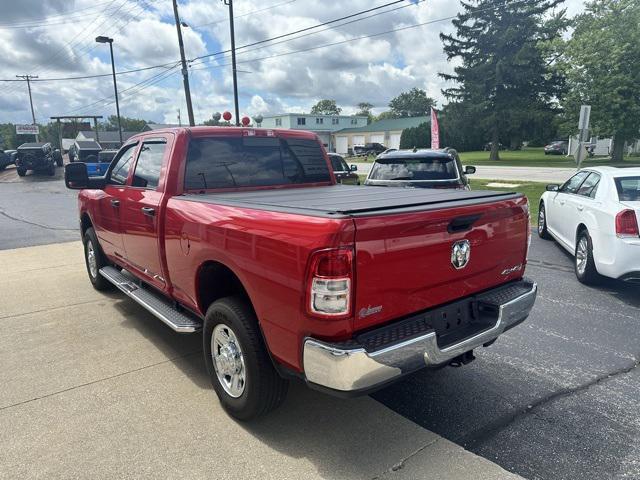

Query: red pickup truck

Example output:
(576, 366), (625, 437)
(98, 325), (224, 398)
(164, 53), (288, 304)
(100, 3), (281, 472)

(65, 127), (537, 420)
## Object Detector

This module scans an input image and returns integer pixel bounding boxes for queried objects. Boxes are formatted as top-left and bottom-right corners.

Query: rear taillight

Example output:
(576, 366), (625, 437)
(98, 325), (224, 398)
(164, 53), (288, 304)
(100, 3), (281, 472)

(616, 209), (639, 238)
(306, 248), (353, 318)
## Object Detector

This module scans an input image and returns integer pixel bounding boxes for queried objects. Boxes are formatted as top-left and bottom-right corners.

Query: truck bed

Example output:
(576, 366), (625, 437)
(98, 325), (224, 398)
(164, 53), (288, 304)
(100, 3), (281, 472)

(181, 185), (520, 217)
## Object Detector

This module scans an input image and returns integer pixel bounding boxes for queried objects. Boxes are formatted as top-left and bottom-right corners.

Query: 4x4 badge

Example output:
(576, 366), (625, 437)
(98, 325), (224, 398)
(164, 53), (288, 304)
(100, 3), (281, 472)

(451, 240), (471, 269)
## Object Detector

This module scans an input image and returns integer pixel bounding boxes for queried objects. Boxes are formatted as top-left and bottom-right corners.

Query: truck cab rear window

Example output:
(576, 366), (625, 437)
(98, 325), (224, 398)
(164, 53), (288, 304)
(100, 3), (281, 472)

(184, 137), (331, 189)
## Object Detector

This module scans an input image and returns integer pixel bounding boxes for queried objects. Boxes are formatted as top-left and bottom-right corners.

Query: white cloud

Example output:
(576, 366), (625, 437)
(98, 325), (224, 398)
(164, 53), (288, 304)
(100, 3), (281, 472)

(0, 0), (586, 125)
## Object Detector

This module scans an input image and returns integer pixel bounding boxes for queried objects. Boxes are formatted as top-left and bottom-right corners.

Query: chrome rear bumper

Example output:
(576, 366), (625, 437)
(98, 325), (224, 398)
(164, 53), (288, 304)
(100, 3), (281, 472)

(303, 279), (537, 393)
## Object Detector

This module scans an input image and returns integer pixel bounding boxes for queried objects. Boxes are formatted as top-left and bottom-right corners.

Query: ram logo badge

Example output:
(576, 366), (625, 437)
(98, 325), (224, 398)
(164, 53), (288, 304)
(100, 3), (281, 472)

(451, 240), (471, 269)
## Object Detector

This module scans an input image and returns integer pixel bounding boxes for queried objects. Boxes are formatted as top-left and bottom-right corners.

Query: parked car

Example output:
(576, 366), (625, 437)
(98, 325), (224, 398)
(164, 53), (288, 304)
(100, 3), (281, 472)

(74, 141), (102, 163)
(86, 149), (117, 177)
(53, 148), (64, 167)
(328, 152), (359, 185)
(538, 167), (640, 284)
(68, 143), (77, 162)
(15, 142), (57, 176)
(377, 148), (397, 158)
(0, 150), (13, 170)
(544, 140), (568, 155)
(353, 142), (386, 156)
(64, 126), (536, 420)
(364, 148), (476, 189)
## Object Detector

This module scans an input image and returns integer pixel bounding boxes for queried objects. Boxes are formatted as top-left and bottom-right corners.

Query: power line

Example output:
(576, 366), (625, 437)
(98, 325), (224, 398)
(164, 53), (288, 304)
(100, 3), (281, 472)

(190, 0), (407, 64)
(0, 1), (123, 28)
(188, 0), (424, 69)
(188, 0), (298, 29)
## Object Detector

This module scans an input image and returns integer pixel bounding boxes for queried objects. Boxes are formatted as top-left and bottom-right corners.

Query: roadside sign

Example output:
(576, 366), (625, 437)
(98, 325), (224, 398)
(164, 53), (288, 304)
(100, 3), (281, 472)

(16, 124), (39, 135)
(578, 105), (591, 130)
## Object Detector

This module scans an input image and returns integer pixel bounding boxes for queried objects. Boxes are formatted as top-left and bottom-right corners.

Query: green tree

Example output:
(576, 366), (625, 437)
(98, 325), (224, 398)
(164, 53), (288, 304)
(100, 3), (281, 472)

(400, 122), (431, 149)
(440, 0), (567, 160)
(355, 102), (375, 124)
(559, 0), (640, 161)
(375, 111), (398, 121)
(388, 88), (436, 118)
(310, 99), (342, 115)
(100, 115), (150, 132)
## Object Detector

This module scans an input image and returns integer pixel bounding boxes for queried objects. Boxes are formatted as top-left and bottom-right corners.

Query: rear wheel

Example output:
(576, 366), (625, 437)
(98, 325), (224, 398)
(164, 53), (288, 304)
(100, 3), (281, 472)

(83, 227), (111, 291)
(575, 229), (600, 285)
(17, 167), (27, 177)
(203, 296), (288, 420)
(47, 164), (56, 176)
(538, 202), (551, 239)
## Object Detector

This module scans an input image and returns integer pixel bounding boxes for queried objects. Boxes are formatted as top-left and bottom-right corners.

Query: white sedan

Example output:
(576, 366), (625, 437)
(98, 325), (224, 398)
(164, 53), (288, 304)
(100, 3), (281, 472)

(538, 166), (640, 284)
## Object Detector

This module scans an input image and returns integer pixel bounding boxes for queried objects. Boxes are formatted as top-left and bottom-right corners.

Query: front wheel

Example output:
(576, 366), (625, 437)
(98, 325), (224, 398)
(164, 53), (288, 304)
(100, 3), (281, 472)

(83, 227), (112, 290)
(575, 230), (600, 285)
(17, 167), (27, 177)
(203, 296), (288, 420)
(538, 202), (551, 239)
(47, 164), (56, 176)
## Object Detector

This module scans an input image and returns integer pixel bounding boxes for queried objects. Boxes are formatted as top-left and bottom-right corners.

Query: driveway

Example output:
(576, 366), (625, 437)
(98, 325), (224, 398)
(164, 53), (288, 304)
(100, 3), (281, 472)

(0, 241), (520, 480)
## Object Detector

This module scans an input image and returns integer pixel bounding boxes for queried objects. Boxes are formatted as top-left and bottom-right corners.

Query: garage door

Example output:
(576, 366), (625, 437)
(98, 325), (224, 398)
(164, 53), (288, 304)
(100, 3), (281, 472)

(352, 135), (365, 147)
(369, 134), (384, 144)
(389, 133), (401, 150)
(335, 136), (348, 155)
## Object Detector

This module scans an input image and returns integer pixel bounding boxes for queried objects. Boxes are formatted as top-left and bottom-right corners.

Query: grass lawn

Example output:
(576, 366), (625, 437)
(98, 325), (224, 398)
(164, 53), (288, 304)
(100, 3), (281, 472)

(460, 147), (640, 168)
(470, 178), (547, 224)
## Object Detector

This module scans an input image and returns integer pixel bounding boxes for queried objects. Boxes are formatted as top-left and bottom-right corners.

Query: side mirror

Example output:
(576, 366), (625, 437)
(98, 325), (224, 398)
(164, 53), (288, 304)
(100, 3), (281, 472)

(546, 184), (560, 192)
(350, 164), (358, 171)
(464, 165), (476, 175)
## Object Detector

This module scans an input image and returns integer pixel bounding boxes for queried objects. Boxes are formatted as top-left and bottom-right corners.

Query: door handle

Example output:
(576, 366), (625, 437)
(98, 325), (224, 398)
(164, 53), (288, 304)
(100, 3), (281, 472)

(559, 200), (565, 205)
(110, 199), (120, 207)
(141, 207), (156, 217)
(577, 205), (584, 211)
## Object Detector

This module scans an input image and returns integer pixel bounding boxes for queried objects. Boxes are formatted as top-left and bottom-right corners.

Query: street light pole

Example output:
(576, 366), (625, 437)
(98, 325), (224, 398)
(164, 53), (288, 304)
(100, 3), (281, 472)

(224, 0), (240, 126)
(95, 36), (123, 145)
(172, 0), (195, 126)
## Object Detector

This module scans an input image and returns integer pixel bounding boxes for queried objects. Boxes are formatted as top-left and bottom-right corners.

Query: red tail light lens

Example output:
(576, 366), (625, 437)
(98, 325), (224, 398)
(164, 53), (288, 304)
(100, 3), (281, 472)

(306, 248), (354, 318)
(616, 209), (639, 238)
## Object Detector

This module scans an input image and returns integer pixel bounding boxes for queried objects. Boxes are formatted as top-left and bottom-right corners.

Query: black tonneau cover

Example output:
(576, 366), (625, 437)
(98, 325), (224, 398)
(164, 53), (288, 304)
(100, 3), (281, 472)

(180, 185), (521, 218)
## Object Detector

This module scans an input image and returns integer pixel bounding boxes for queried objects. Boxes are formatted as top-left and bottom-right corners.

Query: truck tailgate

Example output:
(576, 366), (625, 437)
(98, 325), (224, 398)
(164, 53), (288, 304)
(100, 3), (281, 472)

(353, 196), (529, 330)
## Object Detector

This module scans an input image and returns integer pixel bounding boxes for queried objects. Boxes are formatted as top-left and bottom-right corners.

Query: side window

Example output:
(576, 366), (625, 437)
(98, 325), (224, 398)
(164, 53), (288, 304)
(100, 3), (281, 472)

(576, 173), (601, 198)
(109, 144), (138, 185)
(132, 141), (167, 189)
(560, 171), (590, 194)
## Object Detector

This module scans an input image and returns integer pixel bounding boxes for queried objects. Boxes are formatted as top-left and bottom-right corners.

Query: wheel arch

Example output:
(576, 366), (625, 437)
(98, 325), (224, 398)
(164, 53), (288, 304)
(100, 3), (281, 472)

(80, 211), (93, 237)
(195, 260), (254, 317)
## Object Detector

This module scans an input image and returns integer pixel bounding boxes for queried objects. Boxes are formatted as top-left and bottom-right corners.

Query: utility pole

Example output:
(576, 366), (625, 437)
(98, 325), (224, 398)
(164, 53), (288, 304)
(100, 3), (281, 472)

(16, 74), (39, 142)
(172, 0), (195, 126)
(224, 0), (240, 126)
(177, 108), (182, 126)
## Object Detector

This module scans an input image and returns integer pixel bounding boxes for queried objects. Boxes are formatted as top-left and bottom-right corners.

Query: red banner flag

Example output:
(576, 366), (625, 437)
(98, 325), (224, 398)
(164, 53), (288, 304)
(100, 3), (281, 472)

(430, 107), (440, 150)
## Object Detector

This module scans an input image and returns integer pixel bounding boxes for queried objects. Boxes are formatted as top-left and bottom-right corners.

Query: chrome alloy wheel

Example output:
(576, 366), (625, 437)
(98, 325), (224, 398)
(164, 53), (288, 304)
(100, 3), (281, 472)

(538, 208), (545, 235)
(211, 324), (246, 398)
(86, 240), (98, 279)
(576, 236), (589, 276)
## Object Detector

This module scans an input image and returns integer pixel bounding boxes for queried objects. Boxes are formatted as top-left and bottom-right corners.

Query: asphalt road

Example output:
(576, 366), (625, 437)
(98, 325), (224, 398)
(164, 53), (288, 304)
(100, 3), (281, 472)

(1, 164), (638, 480)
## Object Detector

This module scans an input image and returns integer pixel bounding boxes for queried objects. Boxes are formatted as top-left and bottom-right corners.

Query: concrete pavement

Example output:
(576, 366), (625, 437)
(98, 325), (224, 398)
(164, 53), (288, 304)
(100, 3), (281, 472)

(353, 162), (576, 183)
(0, 241), (523, 480)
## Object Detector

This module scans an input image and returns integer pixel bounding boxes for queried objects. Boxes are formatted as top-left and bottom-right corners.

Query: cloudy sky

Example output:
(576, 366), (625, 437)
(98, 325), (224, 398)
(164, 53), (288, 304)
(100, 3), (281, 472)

(0, 0), (586, 125)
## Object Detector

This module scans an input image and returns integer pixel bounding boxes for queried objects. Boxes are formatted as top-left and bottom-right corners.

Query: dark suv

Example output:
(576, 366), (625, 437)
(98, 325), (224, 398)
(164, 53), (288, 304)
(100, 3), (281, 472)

(364, 148), (476, 189)
(353, 142), (386, 156)
(328, 153), (359, 185)
(15, 142), (57, 176)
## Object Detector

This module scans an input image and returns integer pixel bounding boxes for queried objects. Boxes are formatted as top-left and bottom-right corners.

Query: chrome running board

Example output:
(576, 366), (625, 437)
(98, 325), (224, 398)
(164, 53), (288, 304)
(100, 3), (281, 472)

(99, 266), (202, 333)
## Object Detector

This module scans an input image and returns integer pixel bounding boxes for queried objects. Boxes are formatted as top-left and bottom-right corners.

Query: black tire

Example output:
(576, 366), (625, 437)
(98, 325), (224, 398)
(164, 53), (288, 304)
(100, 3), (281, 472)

(56, 157), (63, 167)
(575, 229), (600, 285)
(537, 202), (552, 239)
(17, 167), (27, 177)
(83, 227), (112, 291)
(203, 296), (288, 420)
(47, 164), (56, 176)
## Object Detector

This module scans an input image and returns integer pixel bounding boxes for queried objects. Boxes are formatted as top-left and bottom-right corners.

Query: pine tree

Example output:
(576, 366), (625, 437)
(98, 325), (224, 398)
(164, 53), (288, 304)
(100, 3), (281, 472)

(440, 0), (566, 160)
